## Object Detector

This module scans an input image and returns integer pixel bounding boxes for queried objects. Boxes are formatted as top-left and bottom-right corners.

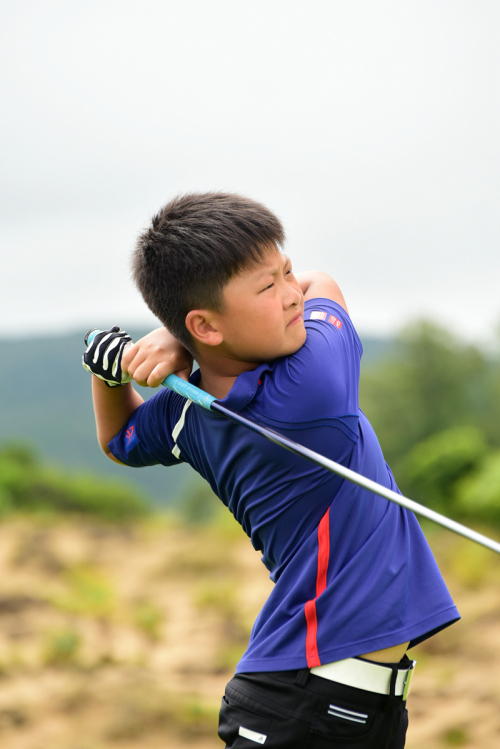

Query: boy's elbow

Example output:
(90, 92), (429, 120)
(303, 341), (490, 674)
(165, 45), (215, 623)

(97, 437), (125, 465)
(302, 273), (348, 311)
(102, 446), (125, 466)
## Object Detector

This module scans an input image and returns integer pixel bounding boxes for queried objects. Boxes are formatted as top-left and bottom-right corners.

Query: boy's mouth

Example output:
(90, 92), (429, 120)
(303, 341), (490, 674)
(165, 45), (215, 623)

(287, 313), (303, 327)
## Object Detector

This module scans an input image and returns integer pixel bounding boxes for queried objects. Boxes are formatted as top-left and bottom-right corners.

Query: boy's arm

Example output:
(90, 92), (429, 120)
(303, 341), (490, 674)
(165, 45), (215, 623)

(92, 378), (144, 462)
(295, 271), (348, 312)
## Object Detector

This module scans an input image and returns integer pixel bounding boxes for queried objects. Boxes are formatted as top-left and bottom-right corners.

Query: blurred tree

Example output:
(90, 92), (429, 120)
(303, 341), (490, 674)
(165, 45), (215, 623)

(455, 451), (500, 526)
(394, 426), (487, 513)
(0, 441), (149, 520)
(360, 321), (500, 467)
(0, 443), (38, 468)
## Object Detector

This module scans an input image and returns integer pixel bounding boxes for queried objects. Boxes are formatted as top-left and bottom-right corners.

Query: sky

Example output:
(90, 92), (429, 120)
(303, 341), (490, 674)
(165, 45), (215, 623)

(1, 1), (499, 344)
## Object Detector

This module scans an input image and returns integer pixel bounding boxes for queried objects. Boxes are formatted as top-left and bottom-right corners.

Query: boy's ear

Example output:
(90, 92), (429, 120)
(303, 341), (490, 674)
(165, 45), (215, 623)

(185, 310), (223, 348)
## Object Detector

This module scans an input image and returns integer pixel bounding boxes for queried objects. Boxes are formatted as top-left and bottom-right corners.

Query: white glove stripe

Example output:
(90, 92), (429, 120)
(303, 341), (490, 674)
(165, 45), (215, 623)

(93, 332), (114, 366)
(112, 340), (131, 379)
(102, 336), (120, 372)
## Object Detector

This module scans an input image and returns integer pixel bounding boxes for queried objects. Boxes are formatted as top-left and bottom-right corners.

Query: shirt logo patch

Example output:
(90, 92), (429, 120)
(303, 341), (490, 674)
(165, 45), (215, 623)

(310, 311), (327, 321)
(125, 426), (135, 446)
(329, 315), (342, 330)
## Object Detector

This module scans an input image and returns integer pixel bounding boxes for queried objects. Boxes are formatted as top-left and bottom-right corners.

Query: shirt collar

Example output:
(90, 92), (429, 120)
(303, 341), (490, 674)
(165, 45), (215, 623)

(190, 362), (273, 411)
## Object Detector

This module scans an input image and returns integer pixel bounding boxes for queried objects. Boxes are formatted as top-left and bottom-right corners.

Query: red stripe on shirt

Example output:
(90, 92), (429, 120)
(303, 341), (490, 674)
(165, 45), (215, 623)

(305, 508), (331, 668)
(316, 509), (330, 597)
(305, 600), (320, 667)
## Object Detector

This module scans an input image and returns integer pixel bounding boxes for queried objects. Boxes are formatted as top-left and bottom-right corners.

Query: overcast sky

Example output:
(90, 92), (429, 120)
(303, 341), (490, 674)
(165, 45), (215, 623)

(1, 1), (498, 344)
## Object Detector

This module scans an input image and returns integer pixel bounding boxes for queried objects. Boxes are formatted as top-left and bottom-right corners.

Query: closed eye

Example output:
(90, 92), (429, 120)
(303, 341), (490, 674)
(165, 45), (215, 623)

(259, 263), (293, 292)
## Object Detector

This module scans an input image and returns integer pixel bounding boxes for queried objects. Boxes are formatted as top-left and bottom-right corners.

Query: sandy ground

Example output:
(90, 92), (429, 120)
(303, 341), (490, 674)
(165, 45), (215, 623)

(0, 515), (497, 748)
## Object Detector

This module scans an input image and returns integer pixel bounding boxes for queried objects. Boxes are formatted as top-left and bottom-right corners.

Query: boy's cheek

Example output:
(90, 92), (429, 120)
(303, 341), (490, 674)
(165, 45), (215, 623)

(294, 322), (307, 343)
(285, 326), (307, 354)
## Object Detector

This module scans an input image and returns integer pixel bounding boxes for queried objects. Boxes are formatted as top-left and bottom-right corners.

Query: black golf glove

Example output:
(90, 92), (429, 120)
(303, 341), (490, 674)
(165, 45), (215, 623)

(82, 327), (133, 387)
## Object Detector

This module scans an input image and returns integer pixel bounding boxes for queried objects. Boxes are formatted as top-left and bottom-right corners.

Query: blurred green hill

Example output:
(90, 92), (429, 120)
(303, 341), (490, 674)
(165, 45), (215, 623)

(0, 329), (192, 506)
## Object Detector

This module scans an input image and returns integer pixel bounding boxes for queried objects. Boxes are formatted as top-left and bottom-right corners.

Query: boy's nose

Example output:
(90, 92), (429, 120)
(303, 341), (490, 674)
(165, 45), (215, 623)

(284, 285), (302, 308)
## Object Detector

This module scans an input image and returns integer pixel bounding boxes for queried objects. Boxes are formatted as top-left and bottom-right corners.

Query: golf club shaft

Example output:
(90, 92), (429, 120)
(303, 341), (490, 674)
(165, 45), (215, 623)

(85, 331), (500, 554)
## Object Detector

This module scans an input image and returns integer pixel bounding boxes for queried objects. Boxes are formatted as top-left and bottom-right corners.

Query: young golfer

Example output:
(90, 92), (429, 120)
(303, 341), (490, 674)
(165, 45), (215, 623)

(83, 192), (459, 748)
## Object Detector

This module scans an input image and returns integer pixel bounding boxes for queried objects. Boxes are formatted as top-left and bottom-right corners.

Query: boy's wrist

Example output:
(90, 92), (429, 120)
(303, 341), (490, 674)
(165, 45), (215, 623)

(92, 376), (134, 395)
(122, 326), (193, 388)
(104, 378), (127, 388)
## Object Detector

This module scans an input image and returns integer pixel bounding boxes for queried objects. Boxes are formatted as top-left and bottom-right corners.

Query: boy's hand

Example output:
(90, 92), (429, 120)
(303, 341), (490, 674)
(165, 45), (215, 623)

(82, 327), (133, 387)
(121, 327), (193, 388)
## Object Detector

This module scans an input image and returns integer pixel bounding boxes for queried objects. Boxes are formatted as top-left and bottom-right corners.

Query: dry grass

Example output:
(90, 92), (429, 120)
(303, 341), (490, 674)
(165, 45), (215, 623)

(0, 514), (497, 748)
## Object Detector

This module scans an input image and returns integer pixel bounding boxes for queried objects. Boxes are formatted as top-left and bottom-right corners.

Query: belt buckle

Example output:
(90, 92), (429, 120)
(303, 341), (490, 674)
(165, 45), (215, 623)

(402, 660), (416, 701)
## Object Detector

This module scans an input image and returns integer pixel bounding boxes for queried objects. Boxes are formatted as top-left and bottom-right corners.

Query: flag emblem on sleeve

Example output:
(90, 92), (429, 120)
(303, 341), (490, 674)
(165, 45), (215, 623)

(328, 315), (342, 330)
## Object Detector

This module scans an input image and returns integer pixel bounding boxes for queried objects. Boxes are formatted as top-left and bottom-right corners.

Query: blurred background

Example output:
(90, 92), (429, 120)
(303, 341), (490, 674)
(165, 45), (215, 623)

(0, 2), (499, 747)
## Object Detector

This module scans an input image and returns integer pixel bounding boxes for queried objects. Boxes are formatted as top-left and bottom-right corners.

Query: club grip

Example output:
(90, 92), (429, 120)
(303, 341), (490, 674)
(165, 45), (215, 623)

(161, 374), (216, 410)
(84, 329), (216, 410)
(85, 328), (100, 346)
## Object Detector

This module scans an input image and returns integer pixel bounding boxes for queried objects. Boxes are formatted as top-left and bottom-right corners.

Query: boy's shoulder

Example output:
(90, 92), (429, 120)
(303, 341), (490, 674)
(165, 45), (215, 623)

(301, 297), (362, 356)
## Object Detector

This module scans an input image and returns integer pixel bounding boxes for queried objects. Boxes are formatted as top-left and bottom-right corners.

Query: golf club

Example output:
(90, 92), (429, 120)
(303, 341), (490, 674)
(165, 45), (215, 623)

(86, 329), (500, 555)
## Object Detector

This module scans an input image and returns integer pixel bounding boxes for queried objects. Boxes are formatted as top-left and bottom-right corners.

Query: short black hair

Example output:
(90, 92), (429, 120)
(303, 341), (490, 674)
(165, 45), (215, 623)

(132, 192), (285, 353)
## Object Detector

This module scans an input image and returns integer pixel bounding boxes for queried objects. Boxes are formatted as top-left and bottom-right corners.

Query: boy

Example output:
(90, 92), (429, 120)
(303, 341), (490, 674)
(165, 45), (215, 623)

(83, 192), (459, 748)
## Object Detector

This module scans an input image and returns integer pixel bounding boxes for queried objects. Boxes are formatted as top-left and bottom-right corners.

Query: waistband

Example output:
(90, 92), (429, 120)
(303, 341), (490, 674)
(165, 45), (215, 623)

(311, 656), (416, 699)
(230, 656), (416, 722)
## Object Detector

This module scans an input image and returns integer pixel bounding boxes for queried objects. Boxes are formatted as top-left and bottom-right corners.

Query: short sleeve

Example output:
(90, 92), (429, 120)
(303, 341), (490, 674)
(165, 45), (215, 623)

(108, 388), (187, 467)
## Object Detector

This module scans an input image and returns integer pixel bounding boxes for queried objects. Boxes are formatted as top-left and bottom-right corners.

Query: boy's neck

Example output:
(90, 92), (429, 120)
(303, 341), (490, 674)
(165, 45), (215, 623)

(196, 353), (260, 401)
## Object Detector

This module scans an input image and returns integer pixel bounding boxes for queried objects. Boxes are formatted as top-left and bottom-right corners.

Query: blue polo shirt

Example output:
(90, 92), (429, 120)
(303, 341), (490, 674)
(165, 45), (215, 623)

(109, 298), (459, 672)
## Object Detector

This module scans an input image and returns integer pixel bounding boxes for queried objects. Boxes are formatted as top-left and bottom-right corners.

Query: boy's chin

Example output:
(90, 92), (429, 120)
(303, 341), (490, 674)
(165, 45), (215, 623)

(266, 337), (306, 361)
(285, 342), (306, 358)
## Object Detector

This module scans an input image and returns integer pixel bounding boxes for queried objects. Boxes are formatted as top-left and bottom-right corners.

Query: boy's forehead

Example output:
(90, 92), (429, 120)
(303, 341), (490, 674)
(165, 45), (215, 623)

(246, 249), (289, 278)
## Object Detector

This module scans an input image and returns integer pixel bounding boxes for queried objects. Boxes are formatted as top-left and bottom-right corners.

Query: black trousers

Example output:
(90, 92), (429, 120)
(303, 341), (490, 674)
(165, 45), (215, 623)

(218, 661), (410, 748)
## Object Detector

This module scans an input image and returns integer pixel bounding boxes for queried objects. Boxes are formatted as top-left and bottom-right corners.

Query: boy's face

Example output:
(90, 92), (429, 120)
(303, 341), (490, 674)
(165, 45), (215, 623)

(212, 247), (306, 363)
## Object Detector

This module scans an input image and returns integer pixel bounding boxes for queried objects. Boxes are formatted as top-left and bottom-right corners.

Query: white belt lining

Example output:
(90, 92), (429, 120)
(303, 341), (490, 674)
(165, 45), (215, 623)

(311, 657), (416, 697)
